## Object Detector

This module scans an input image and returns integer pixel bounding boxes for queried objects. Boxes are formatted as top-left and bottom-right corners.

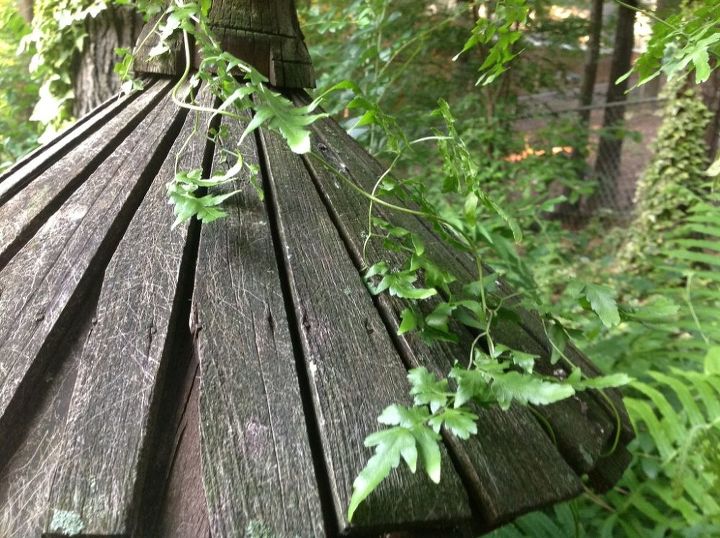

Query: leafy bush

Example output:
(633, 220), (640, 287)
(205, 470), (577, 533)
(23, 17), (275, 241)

(0, 0), (40, 170)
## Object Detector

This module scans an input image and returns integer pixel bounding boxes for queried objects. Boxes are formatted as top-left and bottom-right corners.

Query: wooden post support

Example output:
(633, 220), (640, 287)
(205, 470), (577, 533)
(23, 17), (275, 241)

(133, 0), (315, 88)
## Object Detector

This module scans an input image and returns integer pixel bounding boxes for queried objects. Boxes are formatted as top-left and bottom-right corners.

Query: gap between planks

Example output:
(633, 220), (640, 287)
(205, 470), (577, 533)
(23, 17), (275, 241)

(257, 125), (473, 535)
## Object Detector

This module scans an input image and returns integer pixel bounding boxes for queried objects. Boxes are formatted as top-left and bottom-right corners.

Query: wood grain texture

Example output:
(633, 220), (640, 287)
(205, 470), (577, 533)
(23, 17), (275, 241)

(192, 115), (325, 538)
(43, 92), (203, 537)
(134, 276), (210, 538)
(298, 123), (584, 527)
(0, 87), (184, 537)
(72, 6), (143, 117)
(0, 81), (170, 271)
(151, 362), (211, 538)
(132, 0), (315, 87)
(133, 15), (185, 76)
(0, 91), (120, 185)
(258, 126), (472, 534)
(488, 319), (613, 473)
(0, 84), (151, 207)
(489, 276), (634, 446)
(206, 0), (314, 88)
(0, 285), (98, 538)
(298, 99), (631, 486)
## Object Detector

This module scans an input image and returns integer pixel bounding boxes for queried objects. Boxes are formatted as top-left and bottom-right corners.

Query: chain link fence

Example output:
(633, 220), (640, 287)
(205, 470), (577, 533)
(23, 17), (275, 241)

(515, 92), (664, 221)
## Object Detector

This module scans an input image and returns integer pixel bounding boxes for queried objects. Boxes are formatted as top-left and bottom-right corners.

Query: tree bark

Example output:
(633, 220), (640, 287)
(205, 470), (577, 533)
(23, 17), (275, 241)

(591, 0), (637, 210)
(578, 0), (603, 126)
(702, 66), (720, 161)
(72, 6), (143, 117)
(16, 0), (32, 22)
(551, 0), (605, 220)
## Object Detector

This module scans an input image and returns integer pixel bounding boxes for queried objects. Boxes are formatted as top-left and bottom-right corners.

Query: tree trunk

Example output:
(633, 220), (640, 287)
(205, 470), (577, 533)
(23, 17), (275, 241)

(702, 66), (720, 161)
(16, 0), (32, 22)
(591, 0), (637, 210)
(72, 6), (143, 117)
(550, 0), (604, 221)
(578, 0), (603, 126)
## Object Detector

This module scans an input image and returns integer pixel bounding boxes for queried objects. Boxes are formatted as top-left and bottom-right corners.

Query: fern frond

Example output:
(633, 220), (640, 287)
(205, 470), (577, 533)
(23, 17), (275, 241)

(608, 372), (720, 534)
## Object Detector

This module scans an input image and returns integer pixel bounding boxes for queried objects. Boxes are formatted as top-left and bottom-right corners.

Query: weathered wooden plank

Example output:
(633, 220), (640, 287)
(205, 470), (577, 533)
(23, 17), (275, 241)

(192, 115), (325, 537)
(487, 319), (612, 473)
(204, 0), (314, 88)
(588, 444), (633, 493)
(0, 83), (155, 206)
(298, 126), (584, 526)
(0, 87), (185, 498)
(0, 286), (97, 538)
(299, 102), (627, 481)
(0, 80), (170, 271)
(489, 276), (634, 445)
(0, 89), (133, 186)
(403, 200), (634, 447)
(151, 362), (211, 538)
(258, 126), (473, 534)
(428, 250), (634, 473)
(43, 93), (204, 537)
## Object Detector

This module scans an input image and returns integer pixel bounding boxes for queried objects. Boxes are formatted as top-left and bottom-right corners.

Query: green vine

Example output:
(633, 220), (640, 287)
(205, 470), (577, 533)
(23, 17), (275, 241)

(620, 81), (712, 271)
(332, 96), (630, 519)
(20, 0), (107, 132)
(618, 0), (720, 88)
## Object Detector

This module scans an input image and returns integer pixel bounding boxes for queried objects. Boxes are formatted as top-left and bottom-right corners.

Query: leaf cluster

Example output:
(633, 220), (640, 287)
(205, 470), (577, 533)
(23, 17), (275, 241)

(339, 91), (631, 519)
(0, 0), (40, 169)
(115, 0), (327, 224)
(622, 0), (720, 87)
(20, 0), (111, 130)
(456, 0), (529, 86)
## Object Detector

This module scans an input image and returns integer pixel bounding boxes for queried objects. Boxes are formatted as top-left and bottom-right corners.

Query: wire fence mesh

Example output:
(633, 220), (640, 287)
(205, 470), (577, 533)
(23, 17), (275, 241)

(515, 92), (664, 222)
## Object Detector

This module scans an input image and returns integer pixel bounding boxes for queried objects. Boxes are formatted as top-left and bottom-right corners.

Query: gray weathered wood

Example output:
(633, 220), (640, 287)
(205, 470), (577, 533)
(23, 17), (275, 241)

(258, 125), (473, 534)
(192, 115), (325, 538)
(487, 277), (634, 446)
(0, 89), (135, 186)
(298, 124), (585, 527)
(299, 101), (629, 483)
(133, 0), (315, 88)
(0, 83), (153, 207)
(0, 88), (185, 537)
(44, 92), (203, 537)
(207, 0), (315, 88)
(488, 319), (613, 473)
(0, 80), (170, 271)
(0, 287), (97, 538)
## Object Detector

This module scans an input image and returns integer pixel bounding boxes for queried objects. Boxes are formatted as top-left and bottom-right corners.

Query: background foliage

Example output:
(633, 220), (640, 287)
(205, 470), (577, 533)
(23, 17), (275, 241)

(0, 0), (39, 170)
